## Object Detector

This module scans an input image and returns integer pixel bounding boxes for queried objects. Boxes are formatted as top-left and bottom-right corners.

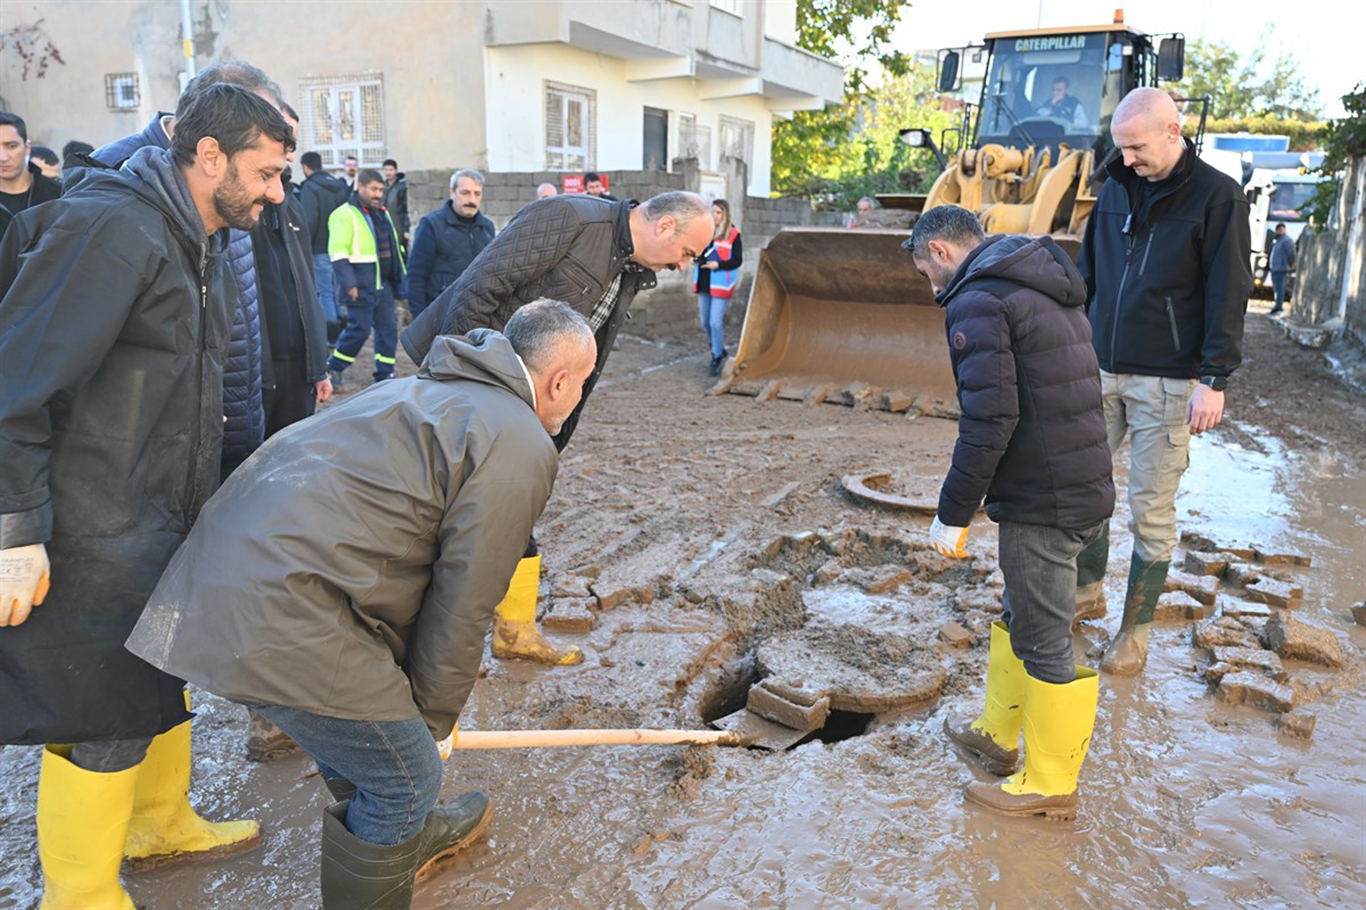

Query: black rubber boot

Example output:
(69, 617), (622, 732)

(322, 776), (357, 802)
(413, 791), (493, 883)
(1099, 554), (1171, 676)
(320, 801), (421, 910)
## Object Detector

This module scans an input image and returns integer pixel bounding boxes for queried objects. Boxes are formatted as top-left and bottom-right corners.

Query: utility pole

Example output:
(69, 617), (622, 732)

(179, 0), (197, 92)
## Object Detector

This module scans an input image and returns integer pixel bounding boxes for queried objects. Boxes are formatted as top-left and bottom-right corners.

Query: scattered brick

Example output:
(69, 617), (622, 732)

(1217, 671), (1295, 713)
(1184, 551), (1230, 577)
(1265, 613), (1344, 668)
(939, 622), (972, 648)
(1244, 577), (1304, 609)
(1210, 646), (1287, 681)
(1277, 711), (1317, 739)
(543, 598), (596, 633)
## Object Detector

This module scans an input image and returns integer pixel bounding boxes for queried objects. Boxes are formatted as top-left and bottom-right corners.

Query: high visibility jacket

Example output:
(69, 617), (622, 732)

(329, 202), (405, 292)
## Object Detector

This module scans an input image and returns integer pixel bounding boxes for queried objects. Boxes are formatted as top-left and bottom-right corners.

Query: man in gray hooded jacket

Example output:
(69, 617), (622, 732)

(127, 300), (596, 909)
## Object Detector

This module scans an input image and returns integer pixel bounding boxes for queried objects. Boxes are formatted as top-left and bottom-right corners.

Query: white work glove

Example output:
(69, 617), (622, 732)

(929, 517), (970, 559)
(437, 722), (458, 761)
(0, 543), (51, 628)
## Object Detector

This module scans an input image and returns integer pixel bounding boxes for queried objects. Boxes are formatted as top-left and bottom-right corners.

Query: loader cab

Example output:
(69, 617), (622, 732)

(972, 26), (1155, 163)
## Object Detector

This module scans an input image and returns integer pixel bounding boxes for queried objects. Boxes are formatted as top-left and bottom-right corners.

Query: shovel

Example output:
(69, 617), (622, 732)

(451, 728), (748, 749)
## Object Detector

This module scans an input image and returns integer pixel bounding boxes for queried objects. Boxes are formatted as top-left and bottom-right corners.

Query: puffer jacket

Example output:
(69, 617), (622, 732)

(402, 194), (656, 448)
(221, 228), (268, 465)
(935, 234), (1115, 531)
(405, 201), (496, 317)
(127, 330), (558, 739)
(0, 147), (232, 743)
(299, 170), (349, 255)
(91, 111), (171, 168)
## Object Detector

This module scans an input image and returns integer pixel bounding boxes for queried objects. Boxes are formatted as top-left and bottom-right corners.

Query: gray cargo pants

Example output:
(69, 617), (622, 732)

(1101, 371), (1198, 564)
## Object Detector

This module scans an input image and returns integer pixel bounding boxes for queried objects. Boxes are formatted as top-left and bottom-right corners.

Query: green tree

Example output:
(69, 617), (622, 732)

(1306, 83), (1366, 227)
(771, 0), (913, 197)
(1171, 34), (1322, 121)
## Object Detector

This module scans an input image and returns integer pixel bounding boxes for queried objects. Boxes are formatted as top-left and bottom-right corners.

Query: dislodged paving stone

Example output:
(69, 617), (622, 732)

(939, 622), (972, 648)
(1244, 577), (1305, 609)
(1185, 551), (1230, 577)
(1224, 563), (1261, 587)
(1220, 599), (1272, 620)
(1254, 548), (1312, 567)
(1265, 613), (1344, 668)
(1154, 590), (1207, 621)
(1165, 569), (1219, 606)
(1291, 676), (1334, 706)
(1218, 670), (1296, 713)
(842, 564), (914, 595)
(543, 598), (597, 633)
(1352, 602), (1366, 626)
(1194, 616), (1260, 650)
(1181, 531), (1256, 559)
(551, 575), (595, 599)
(814, 558), (843, 585)
(747, 683), (831, 732)
(1277, 710), (1317, 738)
(1210, 646), (1287, 681)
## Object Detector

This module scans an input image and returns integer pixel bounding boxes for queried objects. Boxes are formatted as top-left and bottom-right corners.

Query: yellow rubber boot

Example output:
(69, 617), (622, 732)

(943, 621), (1026, 774)
(38, 746), (138, 910)
(965, 667), (1100, 820)
(123, 694), (262, 872)
(491, 556), (583, 666)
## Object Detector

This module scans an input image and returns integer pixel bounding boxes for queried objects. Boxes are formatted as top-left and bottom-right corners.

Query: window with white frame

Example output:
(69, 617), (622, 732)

(677, 112), (712, 169)
(719, 115), (754, 166)
(545, 82), (596, 171)
(711, 0), (742, 14)
(299, 73), (386, 168)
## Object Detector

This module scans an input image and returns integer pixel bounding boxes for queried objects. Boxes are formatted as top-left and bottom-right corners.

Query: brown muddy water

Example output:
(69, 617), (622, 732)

(1, 328), (1363, 909)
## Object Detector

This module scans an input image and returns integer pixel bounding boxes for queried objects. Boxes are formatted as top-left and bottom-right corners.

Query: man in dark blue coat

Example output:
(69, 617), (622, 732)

(405, 168), (496, 318)
(904, 205), (1115, 821)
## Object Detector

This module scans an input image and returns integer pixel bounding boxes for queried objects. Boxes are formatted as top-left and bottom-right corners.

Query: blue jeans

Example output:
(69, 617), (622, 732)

(1271, 269), (1288, 310)
(241, 702), (442, 845)
(313, 253), (337, 324)
(329, 285), (398, 379)
(998, 520), (1107, 684)
(698, 293), (727, 358)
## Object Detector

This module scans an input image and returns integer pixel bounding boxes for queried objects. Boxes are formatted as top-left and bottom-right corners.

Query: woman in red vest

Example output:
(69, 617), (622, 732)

(693, 198), (743, 376)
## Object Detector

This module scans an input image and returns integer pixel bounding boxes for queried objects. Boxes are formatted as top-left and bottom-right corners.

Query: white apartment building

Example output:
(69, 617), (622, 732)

(2, 0), (844, 196)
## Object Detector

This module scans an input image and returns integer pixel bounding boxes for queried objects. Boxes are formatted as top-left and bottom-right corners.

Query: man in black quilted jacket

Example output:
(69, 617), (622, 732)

(401, 190), (713, 666)
(904, 205), (1115, 821)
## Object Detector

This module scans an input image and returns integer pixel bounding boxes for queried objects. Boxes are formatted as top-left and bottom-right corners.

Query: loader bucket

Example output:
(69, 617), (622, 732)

(723, 228), (958, 415)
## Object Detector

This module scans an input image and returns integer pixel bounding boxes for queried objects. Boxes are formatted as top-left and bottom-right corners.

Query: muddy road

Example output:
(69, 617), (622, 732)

(2, 305), (1363, 909)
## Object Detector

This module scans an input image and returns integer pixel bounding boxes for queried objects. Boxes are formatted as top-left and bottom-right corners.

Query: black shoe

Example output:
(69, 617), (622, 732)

(413, 791), (493, 883)
(320, 801), (421, 909)
(372, 373), (394, 384)
(1269, 307), (1283, 316)
(321, 776), (358, 802)
(709, 355), (722, 377)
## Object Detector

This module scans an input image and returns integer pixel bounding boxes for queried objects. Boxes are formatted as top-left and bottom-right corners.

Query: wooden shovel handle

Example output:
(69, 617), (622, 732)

(453, 729), (747, 749)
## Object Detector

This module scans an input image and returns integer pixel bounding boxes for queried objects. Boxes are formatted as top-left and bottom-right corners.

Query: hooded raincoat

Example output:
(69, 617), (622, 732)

(0, 147), (232, 743)
(127, 331), (558, 739)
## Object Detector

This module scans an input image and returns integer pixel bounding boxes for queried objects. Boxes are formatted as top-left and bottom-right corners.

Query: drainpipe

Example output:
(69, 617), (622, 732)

(180, 0), (197, 91)
(1338, 158), (1364, 326)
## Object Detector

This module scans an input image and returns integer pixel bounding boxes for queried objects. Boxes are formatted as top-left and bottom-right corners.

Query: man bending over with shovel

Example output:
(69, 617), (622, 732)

(127, 299), (596, 908)
(904, 206), (1115, 820)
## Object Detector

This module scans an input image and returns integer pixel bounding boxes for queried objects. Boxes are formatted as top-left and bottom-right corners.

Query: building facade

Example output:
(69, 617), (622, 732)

(1, 0), (842, 197)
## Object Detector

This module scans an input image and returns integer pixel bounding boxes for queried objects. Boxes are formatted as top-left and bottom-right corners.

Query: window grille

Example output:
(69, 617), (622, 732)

(298, 73), (386, 168)
(105, 73), (140, 110)
(545, 81), (596, 171)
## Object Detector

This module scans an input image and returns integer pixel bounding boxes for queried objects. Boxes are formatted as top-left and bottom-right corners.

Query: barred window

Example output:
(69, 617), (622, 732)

(105, 73), (140, 110)
(545, 82), (596, 171)
(298, 73), (386, 168)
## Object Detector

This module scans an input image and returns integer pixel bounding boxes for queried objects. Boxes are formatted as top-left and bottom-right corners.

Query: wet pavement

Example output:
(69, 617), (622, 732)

(1, 322), (1363, 909)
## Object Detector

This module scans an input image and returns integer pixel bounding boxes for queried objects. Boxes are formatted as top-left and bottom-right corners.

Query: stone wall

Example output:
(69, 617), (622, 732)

(400, 163), (841, 340)
(1288, 157), (1366, 348)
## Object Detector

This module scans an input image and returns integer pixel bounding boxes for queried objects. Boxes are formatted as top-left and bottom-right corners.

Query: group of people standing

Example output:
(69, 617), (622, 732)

(0, 53), (719, 908)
